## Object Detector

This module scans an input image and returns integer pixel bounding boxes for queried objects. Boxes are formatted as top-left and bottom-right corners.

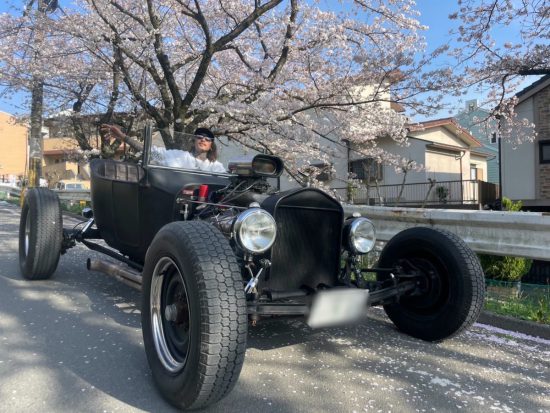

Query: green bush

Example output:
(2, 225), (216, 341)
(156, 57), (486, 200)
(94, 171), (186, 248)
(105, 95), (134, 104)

(478, 197), (532, 282)
(61, 201), (89, 216)
(479, 255), (532, 282)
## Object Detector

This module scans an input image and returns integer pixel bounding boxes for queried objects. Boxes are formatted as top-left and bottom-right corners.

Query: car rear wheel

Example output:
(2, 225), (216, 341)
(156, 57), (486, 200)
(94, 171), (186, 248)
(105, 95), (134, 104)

(18, 188), (63, 280)
(141, 221), (247, 410)
(377, 227), (485, 342)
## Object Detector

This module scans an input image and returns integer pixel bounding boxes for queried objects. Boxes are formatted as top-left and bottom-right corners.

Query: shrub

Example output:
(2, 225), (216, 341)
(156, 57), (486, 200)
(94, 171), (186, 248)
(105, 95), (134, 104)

(478, 197), (532, 282)
(479, 255), (532, 282)
(435, 186), (449, 203)
(61, 201), (89, 216)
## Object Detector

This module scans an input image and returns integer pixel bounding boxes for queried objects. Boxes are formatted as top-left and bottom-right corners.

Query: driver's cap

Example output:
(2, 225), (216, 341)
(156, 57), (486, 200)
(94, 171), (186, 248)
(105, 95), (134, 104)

(194, 127), (215, 141)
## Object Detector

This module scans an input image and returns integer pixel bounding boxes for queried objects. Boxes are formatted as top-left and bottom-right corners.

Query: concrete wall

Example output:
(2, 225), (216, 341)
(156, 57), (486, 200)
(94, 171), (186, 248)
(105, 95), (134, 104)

(0, 112), (27, 177)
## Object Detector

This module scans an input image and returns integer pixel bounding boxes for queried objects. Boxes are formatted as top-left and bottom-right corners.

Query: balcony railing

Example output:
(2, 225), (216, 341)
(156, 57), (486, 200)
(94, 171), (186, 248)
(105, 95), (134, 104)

(349, 179), (499, 207)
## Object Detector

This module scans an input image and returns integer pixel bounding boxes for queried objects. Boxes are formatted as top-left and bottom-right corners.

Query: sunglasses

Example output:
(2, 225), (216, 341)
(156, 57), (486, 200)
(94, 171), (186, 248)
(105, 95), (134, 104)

(194, 135), (214, 142)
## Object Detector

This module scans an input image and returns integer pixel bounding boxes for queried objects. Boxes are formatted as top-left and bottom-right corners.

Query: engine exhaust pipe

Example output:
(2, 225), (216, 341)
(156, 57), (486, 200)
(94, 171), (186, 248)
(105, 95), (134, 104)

(87, 258), (142, 291)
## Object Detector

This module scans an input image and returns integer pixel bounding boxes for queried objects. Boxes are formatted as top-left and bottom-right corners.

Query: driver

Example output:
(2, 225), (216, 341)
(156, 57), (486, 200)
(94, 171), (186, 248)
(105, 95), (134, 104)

(100, 124), (225, 173)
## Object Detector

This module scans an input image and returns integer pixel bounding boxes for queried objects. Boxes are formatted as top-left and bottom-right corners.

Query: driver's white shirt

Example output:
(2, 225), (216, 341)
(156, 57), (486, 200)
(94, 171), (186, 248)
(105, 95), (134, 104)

(151, 147), (225, 173)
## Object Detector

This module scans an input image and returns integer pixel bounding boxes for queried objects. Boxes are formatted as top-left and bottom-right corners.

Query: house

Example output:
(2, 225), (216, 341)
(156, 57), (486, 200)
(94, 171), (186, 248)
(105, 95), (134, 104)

(0, 111), (28, 183)
(500, 74), (550, 211)
(0, 112), (114, 188)
(42, 136), (90, 186)
(344, 118), (493, 207)
(455, 100), (499, 184)
(218, 114), (494, 208)
(42, 115), (127, 187)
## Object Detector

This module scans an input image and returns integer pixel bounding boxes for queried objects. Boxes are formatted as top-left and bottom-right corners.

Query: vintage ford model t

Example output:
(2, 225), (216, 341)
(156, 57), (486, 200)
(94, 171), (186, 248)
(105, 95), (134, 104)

(18, 126), (484, 410)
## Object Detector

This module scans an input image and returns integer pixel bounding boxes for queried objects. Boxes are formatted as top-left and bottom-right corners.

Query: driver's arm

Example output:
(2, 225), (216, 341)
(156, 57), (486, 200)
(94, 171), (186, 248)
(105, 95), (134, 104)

(100, 124), (144, 152)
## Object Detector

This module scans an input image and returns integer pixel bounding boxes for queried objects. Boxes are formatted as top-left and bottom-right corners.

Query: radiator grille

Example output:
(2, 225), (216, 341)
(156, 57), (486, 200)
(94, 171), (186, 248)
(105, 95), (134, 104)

(265, 205), (342, 291)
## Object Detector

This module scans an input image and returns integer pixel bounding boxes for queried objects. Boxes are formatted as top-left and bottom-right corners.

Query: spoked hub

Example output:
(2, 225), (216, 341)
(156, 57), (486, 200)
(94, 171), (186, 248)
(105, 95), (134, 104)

(150, 257), (191, 373)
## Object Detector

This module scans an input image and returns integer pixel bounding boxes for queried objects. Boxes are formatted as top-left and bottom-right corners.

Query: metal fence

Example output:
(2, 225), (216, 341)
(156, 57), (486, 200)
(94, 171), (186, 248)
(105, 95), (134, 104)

(351, 179), (499, 207)
(485, 279), (550, 323)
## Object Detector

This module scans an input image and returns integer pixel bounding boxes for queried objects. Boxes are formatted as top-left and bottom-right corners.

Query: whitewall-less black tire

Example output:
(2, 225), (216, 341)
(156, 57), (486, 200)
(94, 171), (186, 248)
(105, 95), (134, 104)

(377, 227), (485, 342)
(141, 221), (247, 410)
(18, 188), (63, 280)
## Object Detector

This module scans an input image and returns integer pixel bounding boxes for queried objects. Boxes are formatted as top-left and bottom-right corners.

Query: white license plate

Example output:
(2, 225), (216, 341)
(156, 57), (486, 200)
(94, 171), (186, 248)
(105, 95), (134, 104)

(307, 289), (369, 329)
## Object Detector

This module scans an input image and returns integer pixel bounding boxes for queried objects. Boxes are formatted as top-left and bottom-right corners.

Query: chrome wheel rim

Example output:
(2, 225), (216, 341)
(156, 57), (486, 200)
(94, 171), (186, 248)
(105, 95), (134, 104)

(150, 257), (191, 373)
(24, 209), (31, 257)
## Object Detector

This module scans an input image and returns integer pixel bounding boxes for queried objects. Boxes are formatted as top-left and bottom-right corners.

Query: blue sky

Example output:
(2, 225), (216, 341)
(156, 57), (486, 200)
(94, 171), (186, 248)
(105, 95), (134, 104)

(0, 1), (537, 118)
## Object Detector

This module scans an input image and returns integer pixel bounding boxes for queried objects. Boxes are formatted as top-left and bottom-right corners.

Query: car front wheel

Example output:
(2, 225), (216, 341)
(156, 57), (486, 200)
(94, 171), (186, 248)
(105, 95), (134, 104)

(141, 221), (247, 410)
(377, 227), (485, 342)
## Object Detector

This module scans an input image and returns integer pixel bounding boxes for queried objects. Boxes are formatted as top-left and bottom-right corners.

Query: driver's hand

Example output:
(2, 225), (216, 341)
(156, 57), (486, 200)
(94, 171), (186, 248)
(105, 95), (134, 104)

(100, 124), (126, 141)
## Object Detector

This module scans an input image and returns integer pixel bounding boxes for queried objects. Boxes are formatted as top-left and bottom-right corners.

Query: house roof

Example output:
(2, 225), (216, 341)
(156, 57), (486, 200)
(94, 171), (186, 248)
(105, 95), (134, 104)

(407, 117), (482, 148)
(470, 149), (492, 158)
(516, 74), (550, 104)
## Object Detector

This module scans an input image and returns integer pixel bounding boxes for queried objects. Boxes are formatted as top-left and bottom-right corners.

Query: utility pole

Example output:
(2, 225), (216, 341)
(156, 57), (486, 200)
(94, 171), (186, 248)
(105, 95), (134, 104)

(27, 0), (57, 187)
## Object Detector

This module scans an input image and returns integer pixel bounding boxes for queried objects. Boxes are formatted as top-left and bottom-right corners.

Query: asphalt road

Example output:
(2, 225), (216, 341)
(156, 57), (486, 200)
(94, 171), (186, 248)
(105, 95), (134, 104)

(0, 201), (548, 413)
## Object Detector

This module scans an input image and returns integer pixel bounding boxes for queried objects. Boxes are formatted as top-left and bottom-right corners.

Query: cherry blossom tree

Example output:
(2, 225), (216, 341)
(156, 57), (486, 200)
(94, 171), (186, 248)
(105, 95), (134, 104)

(448, 0), (549, 141)
(0, 1), (124, 153)
(0, 0), (453, 185)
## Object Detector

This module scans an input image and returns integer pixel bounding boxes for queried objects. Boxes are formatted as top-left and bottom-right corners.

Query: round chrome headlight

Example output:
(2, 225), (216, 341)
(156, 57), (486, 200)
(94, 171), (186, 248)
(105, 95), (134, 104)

(233, 209), (277, 254)
(347, 217), (376, 254)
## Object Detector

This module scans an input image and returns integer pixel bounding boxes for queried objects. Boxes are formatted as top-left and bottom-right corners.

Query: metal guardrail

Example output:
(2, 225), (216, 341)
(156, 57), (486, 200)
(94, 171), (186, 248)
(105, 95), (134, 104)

(0, 185), (91, 203)
(344, 204), (550, 261)
(0, 184), (21, 199)
(2, 184), (548, 261)
(53, 189), (91, 203)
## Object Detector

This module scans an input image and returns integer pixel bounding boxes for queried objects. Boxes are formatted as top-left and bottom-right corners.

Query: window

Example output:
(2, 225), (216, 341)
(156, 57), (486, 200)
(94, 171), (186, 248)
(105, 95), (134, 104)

(349, 158), (383, 182)
(470, 165), (477, 180)
(470, 165), (483, 180)
(540, 141), (550, 164)
(490, 132), (497, 144)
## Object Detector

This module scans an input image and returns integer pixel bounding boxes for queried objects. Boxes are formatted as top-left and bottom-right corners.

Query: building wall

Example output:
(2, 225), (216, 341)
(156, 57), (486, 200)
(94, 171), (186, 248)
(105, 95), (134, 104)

(43, 161), (79, 182)
(425, 150), (463, 181)
(372, 136), (426, 185)
(534, 86), (550, 200)
(501, 98), (537, 200)
(43, 137), (80, 153)
(455, 104), (500, 184)
(409, 126), (466, 148)
(0, 111), (27, 177)
(470, 154), (488, 181)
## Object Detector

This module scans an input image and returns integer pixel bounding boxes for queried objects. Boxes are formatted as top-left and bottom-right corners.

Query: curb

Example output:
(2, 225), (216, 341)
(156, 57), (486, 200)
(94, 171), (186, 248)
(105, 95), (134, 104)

(477, 311), (550, 340)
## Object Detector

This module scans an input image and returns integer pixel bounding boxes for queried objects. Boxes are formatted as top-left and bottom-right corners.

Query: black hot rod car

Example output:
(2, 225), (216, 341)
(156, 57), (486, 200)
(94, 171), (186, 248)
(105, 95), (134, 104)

(18, 126), (485, 410)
